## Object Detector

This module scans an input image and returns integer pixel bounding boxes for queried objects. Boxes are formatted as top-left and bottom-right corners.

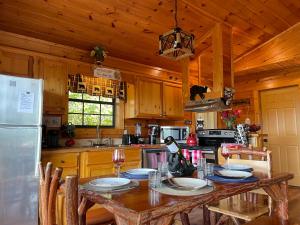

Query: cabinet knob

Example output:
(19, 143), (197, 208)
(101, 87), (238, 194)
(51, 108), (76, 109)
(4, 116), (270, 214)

(60, 160), (65, 163)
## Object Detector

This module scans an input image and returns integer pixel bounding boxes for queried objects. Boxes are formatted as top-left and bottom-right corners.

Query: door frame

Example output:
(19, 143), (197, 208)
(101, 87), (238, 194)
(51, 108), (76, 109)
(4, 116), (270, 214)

(255, 84), (300, 125)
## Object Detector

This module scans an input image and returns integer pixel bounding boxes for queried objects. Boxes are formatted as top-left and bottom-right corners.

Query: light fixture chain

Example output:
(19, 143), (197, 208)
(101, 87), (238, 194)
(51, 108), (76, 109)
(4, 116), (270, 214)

(174, 0), (178, 27)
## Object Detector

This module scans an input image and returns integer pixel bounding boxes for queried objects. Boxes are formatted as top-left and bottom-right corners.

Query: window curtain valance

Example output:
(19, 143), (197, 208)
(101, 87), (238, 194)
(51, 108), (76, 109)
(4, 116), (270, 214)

(68, 74), (126, 100)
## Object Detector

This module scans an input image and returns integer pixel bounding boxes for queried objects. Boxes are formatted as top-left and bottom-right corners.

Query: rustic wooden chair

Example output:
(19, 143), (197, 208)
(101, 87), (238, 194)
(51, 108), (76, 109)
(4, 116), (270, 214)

(243, 215), (289, 225)
(39, 162), (115, 225)
(39, 162), (63, 225)
(206, 148), (272, 225)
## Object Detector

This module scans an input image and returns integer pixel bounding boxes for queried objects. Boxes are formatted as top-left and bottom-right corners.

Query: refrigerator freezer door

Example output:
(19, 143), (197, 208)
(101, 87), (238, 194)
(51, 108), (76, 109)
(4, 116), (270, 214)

(0, 126), (41, 225)
(0, 74), (43, 126)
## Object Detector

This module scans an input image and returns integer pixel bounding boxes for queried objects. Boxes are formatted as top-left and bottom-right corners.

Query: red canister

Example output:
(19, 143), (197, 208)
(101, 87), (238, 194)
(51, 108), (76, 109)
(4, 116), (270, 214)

(186, 133), (197, 146)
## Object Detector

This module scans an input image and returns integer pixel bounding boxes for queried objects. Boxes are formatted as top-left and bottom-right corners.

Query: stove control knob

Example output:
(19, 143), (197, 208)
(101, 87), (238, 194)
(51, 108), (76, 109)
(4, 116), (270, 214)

(224, 132), (227, 135)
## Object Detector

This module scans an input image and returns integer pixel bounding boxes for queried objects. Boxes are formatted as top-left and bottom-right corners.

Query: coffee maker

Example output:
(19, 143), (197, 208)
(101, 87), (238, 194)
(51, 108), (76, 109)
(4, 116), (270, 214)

(148, 124), (159, 144)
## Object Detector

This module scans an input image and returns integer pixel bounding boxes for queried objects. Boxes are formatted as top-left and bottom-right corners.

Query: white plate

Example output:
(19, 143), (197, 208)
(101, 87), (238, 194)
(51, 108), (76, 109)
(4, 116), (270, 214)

(223, 164), (252, 171)
(89, 178), (130, 188)
(169, 178), (207, 189)
(217, 170), (252, 179)
(126, 168), (156, 175)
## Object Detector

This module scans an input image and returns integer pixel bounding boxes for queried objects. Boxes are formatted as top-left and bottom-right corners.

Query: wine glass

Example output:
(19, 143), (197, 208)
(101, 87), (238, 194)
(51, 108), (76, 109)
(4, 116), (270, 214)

(112, 149), (125, 177)
(221, 146), (230, 168)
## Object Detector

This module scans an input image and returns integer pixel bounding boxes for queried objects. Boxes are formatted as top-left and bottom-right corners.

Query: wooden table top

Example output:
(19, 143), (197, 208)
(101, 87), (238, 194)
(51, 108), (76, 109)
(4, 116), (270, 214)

(79, 172), (293, 219)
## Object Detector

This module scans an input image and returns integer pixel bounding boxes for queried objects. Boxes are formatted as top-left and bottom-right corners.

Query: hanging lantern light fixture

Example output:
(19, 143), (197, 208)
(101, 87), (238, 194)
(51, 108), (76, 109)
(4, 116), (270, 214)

(159, 0), (195, 60)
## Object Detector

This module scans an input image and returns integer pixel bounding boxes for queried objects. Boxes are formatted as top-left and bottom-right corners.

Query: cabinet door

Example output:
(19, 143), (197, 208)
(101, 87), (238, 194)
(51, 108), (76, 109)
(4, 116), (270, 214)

(41, 152), (79, 178)
(39, 58), (68, 114)
(0, 49), (31, 77)
(137, 78), (162, 117)
(121, 161), (141, 172)
(88, 163), (114, 177)
(163, 83), (184, 118)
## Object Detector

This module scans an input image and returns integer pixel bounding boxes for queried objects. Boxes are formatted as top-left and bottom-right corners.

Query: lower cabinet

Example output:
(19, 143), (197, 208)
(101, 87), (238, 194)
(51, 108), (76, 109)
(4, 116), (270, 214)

(41, 152), (79, 179)
(80, 148), (141, 178)
(42, 148), (141, 225)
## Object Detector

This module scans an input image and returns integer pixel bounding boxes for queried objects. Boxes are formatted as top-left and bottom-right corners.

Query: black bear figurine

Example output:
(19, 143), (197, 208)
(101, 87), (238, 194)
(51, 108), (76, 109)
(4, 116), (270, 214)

(190, 85), (208, 101)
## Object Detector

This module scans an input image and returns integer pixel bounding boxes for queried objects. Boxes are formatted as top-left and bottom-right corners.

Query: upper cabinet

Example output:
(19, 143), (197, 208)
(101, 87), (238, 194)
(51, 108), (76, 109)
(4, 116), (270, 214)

(38, 58), (68, 115)
(0, 49), (36, 77)
(137, 78), (163, 117)
(125, 77), (184, 119)
(163, 82), (184, 119)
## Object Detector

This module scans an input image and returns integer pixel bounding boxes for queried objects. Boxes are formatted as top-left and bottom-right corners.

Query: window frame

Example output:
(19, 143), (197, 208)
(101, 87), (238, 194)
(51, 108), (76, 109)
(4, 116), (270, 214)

(68, 92), (115, 128)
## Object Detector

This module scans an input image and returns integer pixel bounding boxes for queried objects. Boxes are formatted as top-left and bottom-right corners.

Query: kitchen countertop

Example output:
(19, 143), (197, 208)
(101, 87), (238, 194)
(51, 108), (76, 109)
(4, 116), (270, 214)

(42, 144), (166, 154)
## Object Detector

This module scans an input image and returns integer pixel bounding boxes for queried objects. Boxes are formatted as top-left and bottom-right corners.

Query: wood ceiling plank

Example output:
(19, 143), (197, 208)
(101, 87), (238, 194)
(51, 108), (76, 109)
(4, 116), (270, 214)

(258, 0), (300, 26)
(0, 0), (299, 71)
(183, 0), (272, 39)
(235, 22), (300, 73)
(238, 0), (291, 31)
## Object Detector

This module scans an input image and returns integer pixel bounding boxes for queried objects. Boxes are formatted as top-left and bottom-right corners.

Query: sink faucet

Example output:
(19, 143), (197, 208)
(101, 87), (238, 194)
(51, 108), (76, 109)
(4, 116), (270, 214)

(96, 124), (101, 145)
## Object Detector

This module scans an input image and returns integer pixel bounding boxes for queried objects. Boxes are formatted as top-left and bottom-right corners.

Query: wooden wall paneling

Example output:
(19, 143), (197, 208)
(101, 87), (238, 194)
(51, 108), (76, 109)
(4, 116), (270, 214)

(0, 49), (31, 77)
(0, 31), (182, 84)
(235, 67), (300, 125)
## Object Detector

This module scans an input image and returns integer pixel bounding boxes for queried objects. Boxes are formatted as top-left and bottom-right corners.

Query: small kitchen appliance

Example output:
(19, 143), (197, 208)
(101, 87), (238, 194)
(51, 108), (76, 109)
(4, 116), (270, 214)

(160, 126), (189, 144)
(148, 124), (159, 144)
(186, 133), (197, 146)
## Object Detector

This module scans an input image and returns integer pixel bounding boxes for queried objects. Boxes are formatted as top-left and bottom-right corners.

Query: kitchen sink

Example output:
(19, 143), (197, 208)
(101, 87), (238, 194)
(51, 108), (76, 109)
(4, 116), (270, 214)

(92, 143), (120, 148)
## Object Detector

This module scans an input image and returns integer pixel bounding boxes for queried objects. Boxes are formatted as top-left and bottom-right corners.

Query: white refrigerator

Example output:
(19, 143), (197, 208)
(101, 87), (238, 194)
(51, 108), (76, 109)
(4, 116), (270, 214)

(0, 74), (43, 225)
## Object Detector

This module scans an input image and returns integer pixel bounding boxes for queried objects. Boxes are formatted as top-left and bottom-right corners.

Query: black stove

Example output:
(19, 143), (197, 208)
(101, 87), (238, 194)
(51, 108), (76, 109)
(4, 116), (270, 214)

(197, 129), (236, 164)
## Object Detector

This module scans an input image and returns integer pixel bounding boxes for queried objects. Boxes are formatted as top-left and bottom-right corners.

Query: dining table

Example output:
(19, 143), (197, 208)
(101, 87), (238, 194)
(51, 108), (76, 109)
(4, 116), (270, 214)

(77, 171), (293, 225)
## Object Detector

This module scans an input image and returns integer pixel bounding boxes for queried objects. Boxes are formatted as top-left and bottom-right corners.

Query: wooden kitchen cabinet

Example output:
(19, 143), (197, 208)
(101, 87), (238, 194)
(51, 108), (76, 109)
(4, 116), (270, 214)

(38, 58), (68, 114)
(0, 49), (36, 77)
(137, 78), (163, 117)
(80, 148), (141, 178)
(80, 151), (114, 178)
(125, 77), (184, 119)
(163, 82), (184, 118)
(41, 152), (79, 178)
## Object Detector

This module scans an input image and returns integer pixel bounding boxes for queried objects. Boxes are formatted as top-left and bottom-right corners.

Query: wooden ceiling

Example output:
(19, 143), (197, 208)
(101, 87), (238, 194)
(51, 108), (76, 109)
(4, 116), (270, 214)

(0, 0), (300, 72)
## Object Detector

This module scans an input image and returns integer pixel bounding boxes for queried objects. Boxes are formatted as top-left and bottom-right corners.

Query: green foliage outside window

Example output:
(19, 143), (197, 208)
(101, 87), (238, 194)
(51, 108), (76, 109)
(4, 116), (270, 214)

(68, 92), (114, 127)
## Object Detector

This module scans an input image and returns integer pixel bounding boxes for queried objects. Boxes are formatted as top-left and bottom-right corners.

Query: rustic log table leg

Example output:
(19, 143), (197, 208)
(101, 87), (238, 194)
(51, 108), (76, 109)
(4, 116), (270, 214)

(203, 205), (211, 225)
(113, 214), (174, 225)
(263, 181), (289, 221)
(78, 196), (95, 225)
(180, 212), (191, 225)
(154, 215), (175, 225)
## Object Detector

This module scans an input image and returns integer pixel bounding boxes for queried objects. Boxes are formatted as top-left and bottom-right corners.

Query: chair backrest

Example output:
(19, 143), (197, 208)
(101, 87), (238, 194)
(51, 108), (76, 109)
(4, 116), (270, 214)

(39, 162), (63, 225)
(218, 147), (272, 175)
(65, 175), (79, 225)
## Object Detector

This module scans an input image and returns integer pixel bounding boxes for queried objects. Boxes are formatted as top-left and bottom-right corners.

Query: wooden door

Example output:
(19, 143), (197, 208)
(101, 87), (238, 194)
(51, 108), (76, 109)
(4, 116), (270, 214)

(261, 86), (300, 186)
(163, 83), (184, 119)
(137, 78), (162, 117)
(39, 58), (68, 114)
